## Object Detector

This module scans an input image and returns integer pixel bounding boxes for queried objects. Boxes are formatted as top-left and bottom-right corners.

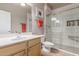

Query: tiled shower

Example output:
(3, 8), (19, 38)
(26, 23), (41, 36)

(46, 6), (79, 55)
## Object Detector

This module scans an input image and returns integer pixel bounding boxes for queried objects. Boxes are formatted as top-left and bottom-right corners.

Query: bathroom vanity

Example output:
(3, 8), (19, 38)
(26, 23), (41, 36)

(0, 35), (43, 56)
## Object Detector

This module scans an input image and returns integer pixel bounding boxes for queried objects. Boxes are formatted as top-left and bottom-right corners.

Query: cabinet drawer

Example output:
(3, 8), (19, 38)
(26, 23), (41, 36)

(0, 42), (26, 56)
(28, 38), (41, 47)
(14, 51), (25, 56)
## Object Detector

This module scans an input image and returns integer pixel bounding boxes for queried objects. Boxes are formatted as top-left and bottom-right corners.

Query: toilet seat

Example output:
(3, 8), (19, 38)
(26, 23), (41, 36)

(42, 41), (54, 48)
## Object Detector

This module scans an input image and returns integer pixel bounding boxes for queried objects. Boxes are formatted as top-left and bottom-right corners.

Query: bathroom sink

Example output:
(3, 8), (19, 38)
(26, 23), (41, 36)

(20, 35), (34, 37)
(0, 34), (41, 42)
(0, 37), (17, 46)
(0, 36), (26, 46)
(0, 34), (43, 47)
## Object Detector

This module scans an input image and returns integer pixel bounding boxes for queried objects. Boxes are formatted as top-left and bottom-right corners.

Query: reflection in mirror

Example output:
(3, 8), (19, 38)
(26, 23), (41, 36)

(0, 10), (11, 34)
(0, 3), (32, 34)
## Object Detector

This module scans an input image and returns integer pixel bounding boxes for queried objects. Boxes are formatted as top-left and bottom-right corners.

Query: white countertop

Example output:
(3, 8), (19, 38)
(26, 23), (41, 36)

(0, 35), (44, 48)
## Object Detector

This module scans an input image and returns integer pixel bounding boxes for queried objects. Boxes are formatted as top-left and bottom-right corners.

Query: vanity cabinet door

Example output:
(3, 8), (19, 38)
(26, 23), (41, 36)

(14, 51), (25, 56)
(28, 43), (41, 56)
(0, 42), (26, 56)
(24, 49), (27, 56)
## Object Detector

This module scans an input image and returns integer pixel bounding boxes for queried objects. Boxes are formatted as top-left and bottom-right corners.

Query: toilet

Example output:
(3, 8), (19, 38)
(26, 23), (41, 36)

(41, 36), (54, 52)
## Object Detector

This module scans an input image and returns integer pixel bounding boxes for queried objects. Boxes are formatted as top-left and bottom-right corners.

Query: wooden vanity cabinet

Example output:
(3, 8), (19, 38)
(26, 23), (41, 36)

(0, 37), (41, 56)
(0, 41), (27, 56)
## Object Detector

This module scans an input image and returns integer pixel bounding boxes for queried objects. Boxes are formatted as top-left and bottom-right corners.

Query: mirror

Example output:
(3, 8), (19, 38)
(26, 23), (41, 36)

(0, 3), (32, 34)
(0, 10), (11, 34)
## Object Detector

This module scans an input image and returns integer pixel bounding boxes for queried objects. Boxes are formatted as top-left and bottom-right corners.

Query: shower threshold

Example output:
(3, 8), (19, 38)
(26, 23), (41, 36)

(53, 44), (79, 56)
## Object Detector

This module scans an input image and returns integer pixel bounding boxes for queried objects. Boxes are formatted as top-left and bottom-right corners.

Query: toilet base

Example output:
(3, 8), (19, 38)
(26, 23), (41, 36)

(42, 41), (54, 52)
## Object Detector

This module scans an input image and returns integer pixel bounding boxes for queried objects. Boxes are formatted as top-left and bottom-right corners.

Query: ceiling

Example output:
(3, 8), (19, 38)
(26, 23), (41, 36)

(0, 3), (71, 10)
(32, 3), (71, 10)
(0, 3), (72, 13)
(47, 3), (71, 10)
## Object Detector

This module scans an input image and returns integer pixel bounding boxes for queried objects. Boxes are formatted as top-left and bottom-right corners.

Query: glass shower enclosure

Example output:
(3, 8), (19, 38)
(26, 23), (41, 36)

(45, 7), (79, 55)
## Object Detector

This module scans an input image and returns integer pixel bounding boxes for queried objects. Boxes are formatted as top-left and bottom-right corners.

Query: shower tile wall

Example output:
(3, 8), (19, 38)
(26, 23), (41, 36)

(52, 7), (79, 48)
(51, 15), (63, 45)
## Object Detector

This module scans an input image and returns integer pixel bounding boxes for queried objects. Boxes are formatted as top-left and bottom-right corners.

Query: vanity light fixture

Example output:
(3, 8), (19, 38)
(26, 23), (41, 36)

(20, 3), (26, 6)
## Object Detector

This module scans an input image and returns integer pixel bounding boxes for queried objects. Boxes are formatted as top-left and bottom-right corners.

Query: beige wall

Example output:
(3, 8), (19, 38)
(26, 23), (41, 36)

(0, 3), (27, 33)
(32, 4), (44, 34)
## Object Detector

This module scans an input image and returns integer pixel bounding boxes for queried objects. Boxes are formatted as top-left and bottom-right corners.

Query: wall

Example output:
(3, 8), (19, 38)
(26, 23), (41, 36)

(32, 5), (44, 35)
(0, 3), (27, 33)
(52, 6), (79, 48)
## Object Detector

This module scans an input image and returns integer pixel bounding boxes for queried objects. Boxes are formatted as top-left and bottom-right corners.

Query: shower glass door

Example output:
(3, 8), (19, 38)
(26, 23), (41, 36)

(51, 7), (79, 55)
